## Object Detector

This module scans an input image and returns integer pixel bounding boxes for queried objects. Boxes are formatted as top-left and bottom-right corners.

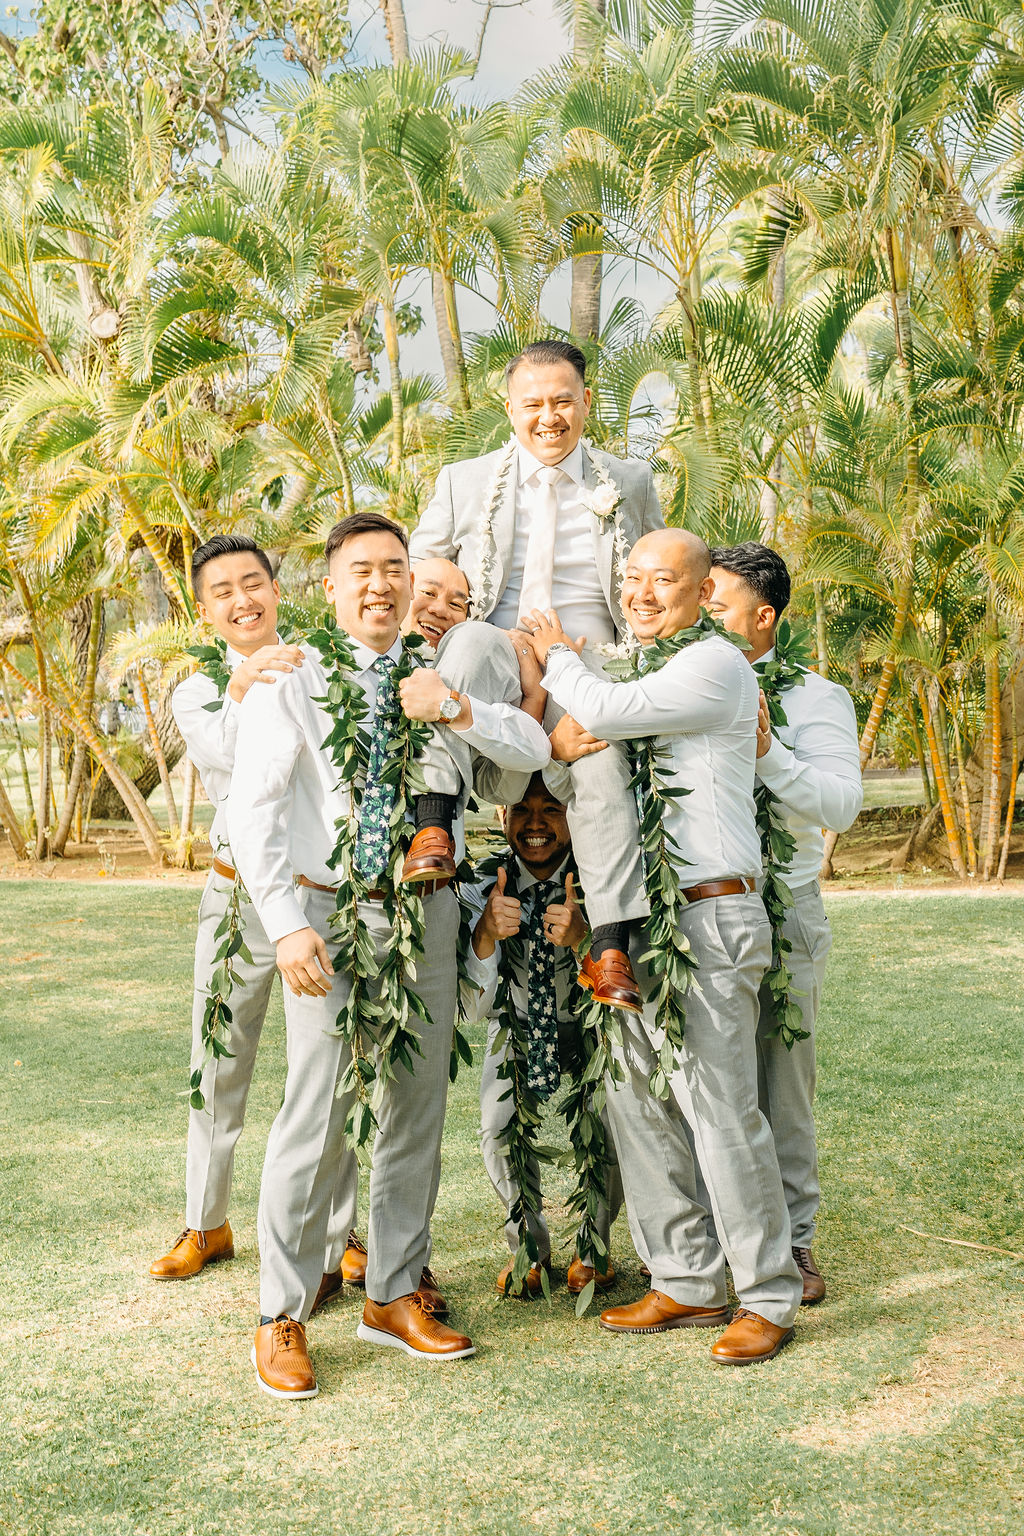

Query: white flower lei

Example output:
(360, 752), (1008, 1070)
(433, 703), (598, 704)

(470, 435), (630, 622)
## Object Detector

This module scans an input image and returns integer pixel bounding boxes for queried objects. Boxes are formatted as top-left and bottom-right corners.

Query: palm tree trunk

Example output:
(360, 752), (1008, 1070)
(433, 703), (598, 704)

(951, 713), (977, 875)
(119, 482), (186, 614)
(996, 686), (1018, 882)
(569, 2), (605, 339)
(0, 771), (27, 858)
(1, 655), (165, 863)
(379, 0), (410, 60)
(51, 590), (103, 857)
(0, 670), (35, 834)
(439, 266), (471, 412)
(813, 581), (828, 678)
(431, 271), (463, 404)
(11, 567), (53, 857)
(381, 284), (405, 476)
(982, 583), (1002, 880)
(176, 757), (197, 869)
(137, 669), (179, 836)
(917, 679), (966, 877)
(910, 700), (934, 806)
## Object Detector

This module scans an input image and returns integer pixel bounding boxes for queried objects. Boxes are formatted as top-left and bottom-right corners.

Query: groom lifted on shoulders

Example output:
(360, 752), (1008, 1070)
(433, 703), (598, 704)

(410, 338), (664, 1012)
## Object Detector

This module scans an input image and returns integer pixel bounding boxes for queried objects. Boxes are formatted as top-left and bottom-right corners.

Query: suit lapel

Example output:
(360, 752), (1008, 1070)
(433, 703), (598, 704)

(488, 449), (519, 612)
(585, 446), (619, 615)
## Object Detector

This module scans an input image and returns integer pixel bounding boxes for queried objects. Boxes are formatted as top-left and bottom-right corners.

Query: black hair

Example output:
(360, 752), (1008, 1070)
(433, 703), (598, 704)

(191, 533), (273, 597)
(325, 512), (409, 565)
(505, 338), (587, 388)
(709, 542), (791, 618)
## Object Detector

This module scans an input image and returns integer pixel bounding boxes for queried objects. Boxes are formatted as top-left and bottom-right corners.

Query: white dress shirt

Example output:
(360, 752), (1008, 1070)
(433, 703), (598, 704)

(755, 651), (863, 886)
(171, 643), (247, 860)
(544, 634), (762, 885)
(489, 443), (616, 644)
(448, 694), (551, 772)
(227, 637), (465, 944)
(462, 856), (576, 1022)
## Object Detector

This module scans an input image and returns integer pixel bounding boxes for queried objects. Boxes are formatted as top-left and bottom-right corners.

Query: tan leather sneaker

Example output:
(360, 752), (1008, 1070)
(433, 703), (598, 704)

(358, 1294), (475, 1359)
(710, 1308), (795, 1365)
(568, 1256), (617, 1296)
(793, 1246), (826, 1305)
(149, 1221), (234, 1280)
(416, 1266), (448, 1317)
(341, 1231), (368, 1288)
(495, 1257), (551, 1297)
(599, 1289), (731, 1333)
(251, 1317), (318, 1400)
(310, 1268), (345, 1316)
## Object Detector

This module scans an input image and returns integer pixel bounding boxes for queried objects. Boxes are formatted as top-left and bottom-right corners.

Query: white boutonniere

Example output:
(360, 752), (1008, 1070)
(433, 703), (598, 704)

(580, 482), (620, 520)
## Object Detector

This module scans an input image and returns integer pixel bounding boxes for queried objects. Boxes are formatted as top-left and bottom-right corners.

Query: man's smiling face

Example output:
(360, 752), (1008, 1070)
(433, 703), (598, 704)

(323, 530), (411, 653)
(621, 530), (714, 643)
(408, 558), (471, 646)
(503, 778), (572, 880)
(504, 361), (592, 466)
(197, 553), (280, 655)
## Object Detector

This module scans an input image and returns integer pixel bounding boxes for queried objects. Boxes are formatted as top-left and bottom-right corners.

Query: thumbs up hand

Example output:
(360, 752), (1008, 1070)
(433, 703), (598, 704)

(472, 865), (522, 959)
(542, 871), (587, 950)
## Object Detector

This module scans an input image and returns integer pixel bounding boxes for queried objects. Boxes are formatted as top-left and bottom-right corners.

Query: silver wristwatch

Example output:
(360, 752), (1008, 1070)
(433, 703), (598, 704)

(545, 642), (575, 660)
(437, 689), (462, 723)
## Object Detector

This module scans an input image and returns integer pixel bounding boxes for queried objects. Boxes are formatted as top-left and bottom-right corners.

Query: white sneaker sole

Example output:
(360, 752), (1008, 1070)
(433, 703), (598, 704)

(250, 1345), (319, 1399)
(356, 1322), (476, 1360)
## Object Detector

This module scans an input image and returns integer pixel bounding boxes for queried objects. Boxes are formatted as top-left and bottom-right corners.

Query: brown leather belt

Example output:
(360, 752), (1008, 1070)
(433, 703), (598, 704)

(681, 876), (757, 904)
(298, 874), (387, 901)
(212, 857), (237, 881)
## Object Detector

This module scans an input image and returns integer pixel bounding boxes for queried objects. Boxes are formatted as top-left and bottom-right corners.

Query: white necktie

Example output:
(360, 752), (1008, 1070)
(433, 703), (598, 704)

(518, 466), (562, 619)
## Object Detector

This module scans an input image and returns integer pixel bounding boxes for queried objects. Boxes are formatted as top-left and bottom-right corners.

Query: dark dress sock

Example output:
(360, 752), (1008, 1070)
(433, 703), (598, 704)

(415, 793), (458, 835)
(590, 920), (632, 960)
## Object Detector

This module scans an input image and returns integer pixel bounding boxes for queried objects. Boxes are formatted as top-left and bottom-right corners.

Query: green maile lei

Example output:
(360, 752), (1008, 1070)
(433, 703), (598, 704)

(184, 620), (473, 1128)
(753, 617), (815, 1049)
(463, 851), (622, 1316)
(306, 616), (473, 1162)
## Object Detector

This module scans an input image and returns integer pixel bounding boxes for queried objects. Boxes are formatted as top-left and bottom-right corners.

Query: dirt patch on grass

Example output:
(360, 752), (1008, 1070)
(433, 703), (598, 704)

(792, 1328), (1024, 1449)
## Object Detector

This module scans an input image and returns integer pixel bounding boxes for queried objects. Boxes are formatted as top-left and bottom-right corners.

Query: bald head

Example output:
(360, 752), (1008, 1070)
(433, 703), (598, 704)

(407, 557), (471, 645)
(621, 528), (714, 643)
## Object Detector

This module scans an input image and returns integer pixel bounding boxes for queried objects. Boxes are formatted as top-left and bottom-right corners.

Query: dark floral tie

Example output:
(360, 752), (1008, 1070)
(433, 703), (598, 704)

(524, 879), (561, 1100)
(355, 654), (399, 884)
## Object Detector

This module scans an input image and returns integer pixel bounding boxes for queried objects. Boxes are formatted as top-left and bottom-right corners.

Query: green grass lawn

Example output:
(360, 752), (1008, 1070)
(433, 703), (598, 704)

(2, 884), (1023, 1536)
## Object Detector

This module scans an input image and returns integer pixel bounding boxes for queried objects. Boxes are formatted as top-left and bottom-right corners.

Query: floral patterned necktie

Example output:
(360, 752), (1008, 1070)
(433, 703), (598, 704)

(355, 654), (399, 884)
(524, 878), (561, 1100)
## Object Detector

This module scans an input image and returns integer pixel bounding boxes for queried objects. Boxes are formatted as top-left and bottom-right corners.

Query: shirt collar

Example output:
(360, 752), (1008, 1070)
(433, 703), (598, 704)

(348, 634), (404, 673)
(754, 646), (776, 668)
(517, 441), (584, 488)
(225, 633), (280, 671)
(514, 854), (570, 892)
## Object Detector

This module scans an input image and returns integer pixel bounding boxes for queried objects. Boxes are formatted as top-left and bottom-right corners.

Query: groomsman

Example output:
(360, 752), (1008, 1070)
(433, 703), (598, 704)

(149, 534), (364, 1299)
(410, 338), (664, 1011)
(228, 513), (488, 1399)
(708, 543), (863, 1303)
(522, 529), (803, 1365)
(464, 774), (623, 1297)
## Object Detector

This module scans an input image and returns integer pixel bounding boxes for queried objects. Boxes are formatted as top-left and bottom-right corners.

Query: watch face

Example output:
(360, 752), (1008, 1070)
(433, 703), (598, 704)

(439, 695), (460, 721)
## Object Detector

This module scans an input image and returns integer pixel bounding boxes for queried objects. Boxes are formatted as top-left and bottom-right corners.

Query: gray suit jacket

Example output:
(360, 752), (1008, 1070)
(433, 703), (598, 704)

(409, 441), (664, 641)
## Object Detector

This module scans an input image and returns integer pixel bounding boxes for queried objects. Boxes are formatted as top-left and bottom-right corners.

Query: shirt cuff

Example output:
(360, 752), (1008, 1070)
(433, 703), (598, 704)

(256, 891), (310, 946)
(451, 695), (497, 749)
(465, 940), (499, 994)
(756, 735), (796, 786)
(541, 648), (586, 691)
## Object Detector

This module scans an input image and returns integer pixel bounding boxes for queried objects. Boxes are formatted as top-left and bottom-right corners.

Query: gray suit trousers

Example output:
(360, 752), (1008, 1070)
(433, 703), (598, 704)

(605, 893), (802, 1327)
(757, 881), (832, 1248)
(479, 1013), (623, 1267)
(185, 870), (357, 1270)
(257, 883), (458, 1321)
(437, 622), (647, 925)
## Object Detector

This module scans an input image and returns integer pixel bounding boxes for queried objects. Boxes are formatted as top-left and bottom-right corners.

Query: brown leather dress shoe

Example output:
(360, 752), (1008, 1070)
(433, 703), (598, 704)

(341, 1231), (368, 1288)
(495, 1258), (551, 1297)
(416, 1266), (448, 1317)
(568, 1256), (617, 1295)
(600, 1289), (731, 1333)
(401, 828), (457, 886)
(251, 1317), (318, 1399)
(577, 950), (642, 1013)
(149, 1221), (234, 1279)
(358, 1294), (475, 1359)
(793, 1246), (826, 1305)
(310, 1268), (345, 1316)
(710, 1308), (795, 1365)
